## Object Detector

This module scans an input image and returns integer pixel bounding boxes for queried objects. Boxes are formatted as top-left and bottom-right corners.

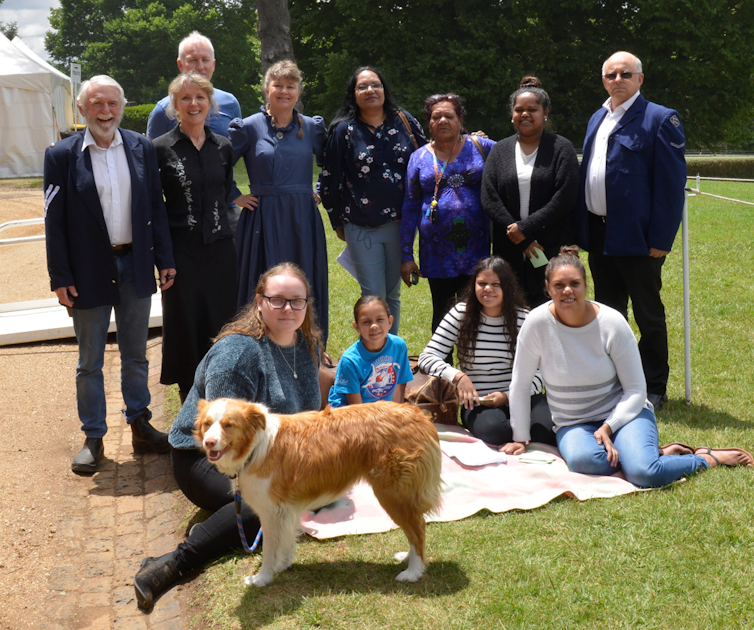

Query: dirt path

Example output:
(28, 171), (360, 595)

(0, 184), (194, 629)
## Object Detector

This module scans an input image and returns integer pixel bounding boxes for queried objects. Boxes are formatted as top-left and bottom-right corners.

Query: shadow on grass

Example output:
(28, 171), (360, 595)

(656, 399), (754, 434)
(231, 559), (468, 628)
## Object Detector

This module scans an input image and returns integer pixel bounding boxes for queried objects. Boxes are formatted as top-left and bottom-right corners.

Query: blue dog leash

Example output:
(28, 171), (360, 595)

(234, 481), (262, 553)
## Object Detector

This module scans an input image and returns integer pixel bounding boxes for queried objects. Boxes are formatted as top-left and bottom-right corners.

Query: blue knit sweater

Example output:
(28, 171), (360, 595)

(169, 332), (321, 449)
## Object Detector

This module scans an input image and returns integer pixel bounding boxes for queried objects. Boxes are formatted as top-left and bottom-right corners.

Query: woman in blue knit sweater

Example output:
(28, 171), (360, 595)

(133, 262), (323, 610)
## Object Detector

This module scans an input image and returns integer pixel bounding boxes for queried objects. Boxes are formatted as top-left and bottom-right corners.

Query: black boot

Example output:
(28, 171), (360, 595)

(134, 551), (181, 610)
(71, 437), (104, 473)
(131, 412), (171, 454)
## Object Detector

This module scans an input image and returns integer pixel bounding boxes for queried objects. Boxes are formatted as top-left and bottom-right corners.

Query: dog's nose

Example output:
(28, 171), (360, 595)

(204, 437), (217, 449)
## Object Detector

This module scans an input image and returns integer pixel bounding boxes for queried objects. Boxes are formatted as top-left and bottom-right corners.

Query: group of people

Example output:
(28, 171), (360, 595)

(43, 33), (753, 612)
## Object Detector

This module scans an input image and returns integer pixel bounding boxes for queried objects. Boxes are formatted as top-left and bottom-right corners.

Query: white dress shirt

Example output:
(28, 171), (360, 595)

(585, 91), (641, 216)
(82, 128), (133, 246)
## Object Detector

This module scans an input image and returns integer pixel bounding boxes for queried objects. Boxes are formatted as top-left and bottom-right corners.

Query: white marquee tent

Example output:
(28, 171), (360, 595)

(0, 33), (74, 178)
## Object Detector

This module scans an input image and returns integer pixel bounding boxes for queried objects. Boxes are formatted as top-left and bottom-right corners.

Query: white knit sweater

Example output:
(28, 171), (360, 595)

(509, 302), (647, 442)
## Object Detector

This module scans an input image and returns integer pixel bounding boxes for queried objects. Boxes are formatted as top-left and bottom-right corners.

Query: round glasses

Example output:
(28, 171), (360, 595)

(356, 82), (383, 92)
(261, 295), (309, 310)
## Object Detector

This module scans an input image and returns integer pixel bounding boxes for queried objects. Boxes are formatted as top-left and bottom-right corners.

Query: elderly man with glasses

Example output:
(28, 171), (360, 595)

(575, 51), (687, 410)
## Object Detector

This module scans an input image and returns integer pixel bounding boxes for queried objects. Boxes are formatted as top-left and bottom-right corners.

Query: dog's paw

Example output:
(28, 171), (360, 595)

(395, 567), (424, 583)
(394, 551), (409, 564)
(244, 573), (273, 587)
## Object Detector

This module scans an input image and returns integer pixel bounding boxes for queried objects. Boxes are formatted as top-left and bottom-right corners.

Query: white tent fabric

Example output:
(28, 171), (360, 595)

(12, 36), (74, 135)
(0, 33), (73, 178)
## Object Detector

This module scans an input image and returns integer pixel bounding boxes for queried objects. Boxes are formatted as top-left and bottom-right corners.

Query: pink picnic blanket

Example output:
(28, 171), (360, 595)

(300, 424), (644, 539)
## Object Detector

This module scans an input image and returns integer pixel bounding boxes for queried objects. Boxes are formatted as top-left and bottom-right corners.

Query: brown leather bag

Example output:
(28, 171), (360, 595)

(405, 357), (460, 425)
(318, 352), (338, 410)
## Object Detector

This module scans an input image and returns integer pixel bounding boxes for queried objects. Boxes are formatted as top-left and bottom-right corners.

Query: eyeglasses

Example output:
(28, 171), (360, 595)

(603, 72), (636, 82)
(356, 82), (383, 92)
(261, 295), (309, 310)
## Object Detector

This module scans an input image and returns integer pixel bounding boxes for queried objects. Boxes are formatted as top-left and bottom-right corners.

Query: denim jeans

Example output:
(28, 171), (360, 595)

(555, 407), (708, 488)
(71, 253), (152, 437)
(343, 221), (402, 334)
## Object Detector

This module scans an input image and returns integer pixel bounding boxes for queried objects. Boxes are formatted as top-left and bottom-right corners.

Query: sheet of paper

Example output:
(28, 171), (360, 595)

(515, 451), (557, 464)
(529, 247), (549, 268)
(440, 439), (507, 467)
(336, 246), (358, 280)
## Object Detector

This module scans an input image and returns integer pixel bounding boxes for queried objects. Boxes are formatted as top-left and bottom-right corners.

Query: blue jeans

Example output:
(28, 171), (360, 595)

(344, 221), (401, 334)
(71, 253), (152, 438)
(555, 407), (708, 488)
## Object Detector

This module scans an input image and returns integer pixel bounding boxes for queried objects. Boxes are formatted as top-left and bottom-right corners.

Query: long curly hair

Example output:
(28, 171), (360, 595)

(328, 66), (401, 130)
(214, 263), (323, 363)
(456, 257), (527, 370)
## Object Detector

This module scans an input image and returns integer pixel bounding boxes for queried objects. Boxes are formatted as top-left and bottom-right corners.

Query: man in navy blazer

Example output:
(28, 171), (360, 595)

(575, 51), (686, 409)
(45, 75), (177, 472)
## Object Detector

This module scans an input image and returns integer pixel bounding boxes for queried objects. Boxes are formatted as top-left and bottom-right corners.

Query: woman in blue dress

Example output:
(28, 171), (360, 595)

(320, 66), (426, 334)
(229, 61), (329, 342)
(400, 93), (495, 333)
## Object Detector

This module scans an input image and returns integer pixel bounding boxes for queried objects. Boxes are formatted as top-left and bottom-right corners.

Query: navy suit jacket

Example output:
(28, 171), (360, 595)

(575, 94), (687, 256)
(44, 128), (175, 310)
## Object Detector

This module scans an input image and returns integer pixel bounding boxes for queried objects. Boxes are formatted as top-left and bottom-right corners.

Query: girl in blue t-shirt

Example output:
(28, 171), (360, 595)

(328, 295), (412, 407)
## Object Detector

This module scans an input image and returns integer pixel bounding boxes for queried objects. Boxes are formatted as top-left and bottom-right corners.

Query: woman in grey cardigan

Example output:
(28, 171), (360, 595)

(481, 77), (579, 307)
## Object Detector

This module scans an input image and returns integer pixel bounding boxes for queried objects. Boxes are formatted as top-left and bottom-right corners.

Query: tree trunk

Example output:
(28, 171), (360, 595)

(257, 0), (296, 74)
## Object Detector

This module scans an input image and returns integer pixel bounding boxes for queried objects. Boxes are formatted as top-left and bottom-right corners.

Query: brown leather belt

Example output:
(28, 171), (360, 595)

(112, 243), (132, 256)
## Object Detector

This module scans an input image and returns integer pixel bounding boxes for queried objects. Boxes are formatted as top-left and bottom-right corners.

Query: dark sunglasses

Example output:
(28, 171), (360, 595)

(603, 72), (635, 81)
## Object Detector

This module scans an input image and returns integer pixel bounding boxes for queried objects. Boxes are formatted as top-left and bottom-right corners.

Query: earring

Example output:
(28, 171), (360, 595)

(545, 117), (548, 121)
(511, 119), (514, 123)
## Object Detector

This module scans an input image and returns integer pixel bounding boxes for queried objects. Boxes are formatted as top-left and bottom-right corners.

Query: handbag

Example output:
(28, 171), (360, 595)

(318, 351), (338, 410)
(404, 357), (460, 425)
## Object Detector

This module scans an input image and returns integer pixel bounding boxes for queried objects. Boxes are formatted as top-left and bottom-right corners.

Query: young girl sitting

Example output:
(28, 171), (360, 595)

(328, 296), (413, 407)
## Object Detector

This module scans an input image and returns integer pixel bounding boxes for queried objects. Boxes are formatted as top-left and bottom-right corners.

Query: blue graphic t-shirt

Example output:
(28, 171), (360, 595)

(328, 334), (412, 407)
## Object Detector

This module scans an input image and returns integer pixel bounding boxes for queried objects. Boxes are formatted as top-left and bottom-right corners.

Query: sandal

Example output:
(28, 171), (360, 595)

(695, 447), (754, 467)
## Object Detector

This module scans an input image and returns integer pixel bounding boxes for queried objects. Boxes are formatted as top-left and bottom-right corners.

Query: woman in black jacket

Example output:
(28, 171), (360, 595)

(481, 77), (579, 307)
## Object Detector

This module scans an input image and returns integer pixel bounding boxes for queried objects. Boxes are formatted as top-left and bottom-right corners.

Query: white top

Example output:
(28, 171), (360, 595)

(82, 128), (133, 246)
(508, 301), (647, 442)
(584, 90), (641, 217)
(418, 303), (542, 397)
(515, 142), (538, 221)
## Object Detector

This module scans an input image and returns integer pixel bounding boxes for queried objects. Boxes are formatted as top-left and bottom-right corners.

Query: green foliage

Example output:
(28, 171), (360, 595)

(0, 20), (18, 39)
(45, 0), (263, 115)
(290, 0), (754, 150)
(686, 156), (754, 179)
(120, 104), (155, 135)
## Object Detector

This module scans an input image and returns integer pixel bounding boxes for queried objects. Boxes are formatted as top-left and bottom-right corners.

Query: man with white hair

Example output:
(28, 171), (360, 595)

(575, 51), (687, 410)
(147, 31), (243, 232)
(45, 75), (177, 472)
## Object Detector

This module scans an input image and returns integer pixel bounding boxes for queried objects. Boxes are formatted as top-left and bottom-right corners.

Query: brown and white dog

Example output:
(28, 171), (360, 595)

(194, 398), (442, 586)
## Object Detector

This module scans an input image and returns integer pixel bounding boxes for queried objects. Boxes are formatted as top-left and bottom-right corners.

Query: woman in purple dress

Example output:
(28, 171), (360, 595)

(400, 93), (495, 332)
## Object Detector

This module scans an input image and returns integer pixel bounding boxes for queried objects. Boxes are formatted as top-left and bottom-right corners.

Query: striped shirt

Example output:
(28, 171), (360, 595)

(509, 302), (647, 442)
(418, 303), (542, 397)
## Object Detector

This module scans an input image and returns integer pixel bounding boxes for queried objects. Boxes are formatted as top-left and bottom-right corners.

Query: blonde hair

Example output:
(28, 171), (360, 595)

(166, 72), (218, 121)
(214, 263), (323, 362)
(264, 60), (304, 139)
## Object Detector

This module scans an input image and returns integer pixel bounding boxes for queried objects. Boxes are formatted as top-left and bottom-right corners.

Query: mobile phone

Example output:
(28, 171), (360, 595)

(410, 271), (419, 285)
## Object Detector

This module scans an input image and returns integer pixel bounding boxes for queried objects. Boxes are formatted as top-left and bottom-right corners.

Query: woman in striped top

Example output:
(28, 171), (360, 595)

(505, 247), (753, 487)
(419, 256), (555, 446)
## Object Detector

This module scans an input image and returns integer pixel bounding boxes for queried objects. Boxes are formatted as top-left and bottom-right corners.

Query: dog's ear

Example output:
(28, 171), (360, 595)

(194, 399), (211, 439)
(241, 402), (267, 431)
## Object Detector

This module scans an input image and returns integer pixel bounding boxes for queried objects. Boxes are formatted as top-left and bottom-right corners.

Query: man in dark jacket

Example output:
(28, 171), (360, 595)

(575, 51), (686, 410)
(45, 75), (176, 472)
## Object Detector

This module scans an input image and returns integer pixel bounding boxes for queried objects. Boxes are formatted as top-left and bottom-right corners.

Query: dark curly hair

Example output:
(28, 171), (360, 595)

(328, 66), (401, 131)
(456, 257), (528, 371)
(423, 93), (466, 124)
(508, 75), (551, 115)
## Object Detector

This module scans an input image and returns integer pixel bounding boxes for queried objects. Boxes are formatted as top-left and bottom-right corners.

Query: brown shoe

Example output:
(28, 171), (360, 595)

(131, 413), (171, 454)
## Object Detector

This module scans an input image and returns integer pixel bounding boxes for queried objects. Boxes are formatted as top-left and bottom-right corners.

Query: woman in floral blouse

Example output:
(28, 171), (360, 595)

(153, 72), (237, 401)
(320, 66), (426, 333)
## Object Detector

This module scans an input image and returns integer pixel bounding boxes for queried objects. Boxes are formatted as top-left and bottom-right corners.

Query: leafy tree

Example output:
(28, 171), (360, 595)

(0, 0), (19, 39)
(290, 0), (754, 149)
(45, 0), (263, 114)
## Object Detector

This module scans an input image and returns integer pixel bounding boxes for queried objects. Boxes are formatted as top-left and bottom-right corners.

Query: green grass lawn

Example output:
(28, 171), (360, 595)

(179, 171), (754, 629)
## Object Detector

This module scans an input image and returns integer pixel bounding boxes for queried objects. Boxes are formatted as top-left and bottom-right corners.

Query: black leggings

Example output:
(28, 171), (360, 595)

(461, 393), (556, 447)
(171, 448), (261, 573)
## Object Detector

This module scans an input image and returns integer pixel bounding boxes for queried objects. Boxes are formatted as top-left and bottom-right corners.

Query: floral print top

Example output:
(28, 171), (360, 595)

(401, 136), (496, 279)
(153, 125), (234, 244)
(320, 109), (427, 229)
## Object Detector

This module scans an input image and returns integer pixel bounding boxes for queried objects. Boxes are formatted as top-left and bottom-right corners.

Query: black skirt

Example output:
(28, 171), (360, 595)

(161, 228), (238, 390)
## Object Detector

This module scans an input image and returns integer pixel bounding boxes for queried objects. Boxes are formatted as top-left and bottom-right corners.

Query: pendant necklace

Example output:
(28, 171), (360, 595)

(275, 341), (297, 379)
(428, 135), (462, 223)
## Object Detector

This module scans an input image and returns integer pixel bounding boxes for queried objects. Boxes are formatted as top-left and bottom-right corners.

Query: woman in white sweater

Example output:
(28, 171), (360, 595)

(419, 256), (555, 446)
(504, 247), (752, 487)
